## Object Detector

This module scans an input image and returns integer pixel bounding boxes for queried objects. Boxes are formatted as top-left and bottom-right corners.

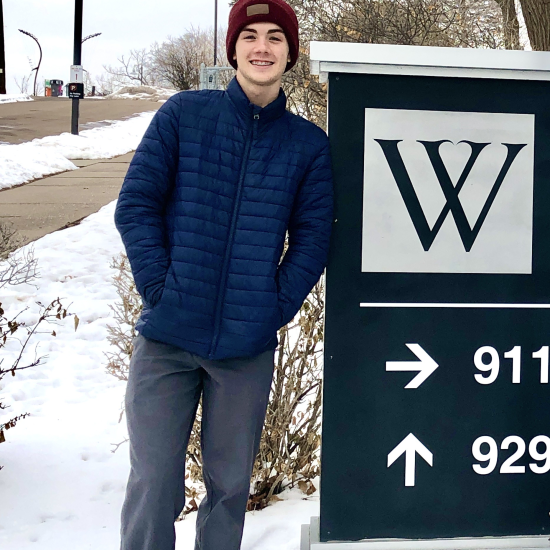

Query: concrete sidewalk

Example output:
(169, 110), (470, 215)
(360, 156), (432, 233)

(0, 152), (133, 246)
(0, 97), (160, 144)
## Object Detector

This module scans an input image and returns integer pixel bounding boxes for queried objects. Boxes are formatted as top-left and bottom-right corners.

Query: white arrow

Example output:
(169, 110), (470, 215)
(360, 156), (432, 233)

(387, 433), (433, 487)
(386, 343), (439, 389)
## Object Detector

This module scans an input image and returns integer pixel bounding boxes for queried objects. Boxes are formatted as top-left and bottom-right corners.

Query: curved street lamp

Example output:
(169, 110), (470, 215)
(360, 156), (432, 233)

(82, 32), (101, 44)
(18, 29), (42, 97)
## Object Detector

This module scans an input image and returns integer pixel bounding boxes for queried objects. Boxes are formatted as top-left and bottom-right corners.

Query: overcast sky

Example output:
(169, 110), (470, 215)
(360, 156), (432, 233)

(3, 0), (232, 94)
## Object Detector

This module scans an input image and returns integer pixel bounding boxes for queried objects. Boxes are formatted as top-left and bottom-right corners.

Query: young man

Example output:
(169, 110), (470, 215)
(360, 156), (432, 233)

(114, 0), (333, 548)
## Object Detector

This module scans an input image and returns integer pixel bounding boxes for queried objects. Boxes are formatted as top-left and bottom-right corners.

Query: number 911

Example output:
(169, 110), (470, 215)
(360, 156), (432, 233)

(472, 435), (550, 475)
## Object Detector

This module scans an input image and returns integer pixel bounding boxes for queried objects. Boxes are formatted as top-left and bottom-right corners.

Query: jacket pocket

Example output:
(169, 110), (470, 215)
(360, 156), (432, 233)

(145, 261), (172, 307)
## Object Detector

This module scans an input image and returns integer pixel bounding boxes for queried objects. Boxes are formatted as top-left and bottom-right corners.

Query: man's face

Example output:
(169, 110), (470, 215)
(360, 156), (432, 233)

(233, 22), (290, 88)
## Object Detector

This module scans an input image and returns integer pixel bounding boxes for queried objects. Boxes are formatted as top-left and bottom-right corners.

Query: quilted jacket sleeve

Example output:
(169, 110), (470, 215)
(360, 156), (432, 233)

(114, 96), (180, 307)
(276, 137), (334, 327)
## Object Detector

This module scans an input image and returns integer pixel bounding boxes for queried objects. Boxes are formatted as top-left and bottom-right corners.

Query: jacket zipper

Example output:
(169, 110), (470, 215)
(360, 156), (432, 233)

(209, 112), (260, 357)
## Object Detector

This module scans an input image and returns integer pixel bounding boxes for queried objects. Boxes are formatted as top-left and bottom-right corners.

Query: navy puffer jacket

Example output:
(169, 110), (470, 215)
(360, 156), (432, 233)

(114, 78), (333, 360)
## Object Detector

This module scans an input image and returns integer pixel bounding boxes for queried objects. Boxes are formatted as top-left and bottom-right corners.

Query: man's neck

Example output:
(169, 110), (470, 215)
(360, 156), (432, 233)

(236, 73), (281, 109)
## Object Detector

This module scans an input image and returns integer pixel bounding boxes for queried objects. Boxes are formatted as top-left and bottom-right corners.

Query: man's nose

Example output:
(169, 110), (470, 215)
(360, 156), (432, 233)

(253, 37), (270, 52)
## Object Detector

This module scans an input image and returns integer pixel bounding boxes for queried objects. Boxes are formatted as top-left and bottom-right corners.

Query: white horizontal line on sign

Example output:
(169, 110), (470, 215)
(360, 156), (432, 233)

(360, 303), (550, 308)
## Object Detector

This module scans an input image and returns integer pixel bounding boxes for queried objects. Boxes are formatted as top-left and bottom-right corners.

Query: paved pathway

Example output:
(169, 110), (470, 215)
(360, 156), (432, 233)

(0, 97), (160, 144)
(0, 153), (133, 246)
(0, 97), (163, 246)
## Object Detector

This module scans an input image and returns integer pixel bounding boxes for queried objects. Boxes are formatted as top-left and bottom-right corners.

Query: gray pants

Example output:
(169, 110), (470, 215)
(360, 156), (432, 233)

(120, 334), (275, 550)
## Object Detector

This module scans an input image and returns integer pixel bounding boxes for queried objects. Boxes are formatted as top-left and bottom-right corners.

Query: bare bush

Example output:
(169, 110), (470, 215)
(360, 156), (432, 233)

(0, 222), (23, 261)
(106, 253), (324, 510)
(0, 224), (76, 469)
(104, 254), (140, 381)
(0, 297), (74, 467)
(248, 281), (324, 509)
(0, 222), (38, 289)
(0, 248), (38, 290)
(13, 74), (31, 95)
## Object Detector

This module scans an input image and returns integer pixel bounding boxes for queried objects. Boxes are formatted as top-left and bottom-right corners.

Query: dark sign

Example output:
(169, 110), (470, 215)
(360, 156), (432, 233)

(68, 82), (84, 99)
(321, 72), (550, 543)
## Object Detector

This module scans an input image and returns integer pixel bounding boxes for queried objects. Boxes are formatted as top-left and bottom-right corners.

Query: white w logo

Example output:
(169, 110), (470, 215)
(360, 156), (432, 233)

(375, 140), (527, 252)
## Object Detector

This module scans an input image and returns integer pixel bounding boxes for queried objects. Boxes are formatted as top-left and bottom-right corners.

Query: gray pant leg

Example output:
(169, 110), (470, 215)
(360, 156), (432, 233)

(194, 349), (275, 550)
(120, 335), (203, 550)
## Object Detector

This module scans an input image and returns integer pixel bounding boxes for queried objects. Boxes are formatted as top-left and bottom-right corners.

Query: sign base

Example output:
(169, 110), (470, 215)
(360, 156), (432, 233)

(301, 518), (550, 550)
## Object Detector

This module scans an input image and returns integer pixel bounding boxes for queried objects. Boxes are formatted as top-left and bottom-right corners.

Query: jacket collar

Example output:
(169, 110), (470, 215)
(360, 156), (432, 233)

(226, 77), (287, 124)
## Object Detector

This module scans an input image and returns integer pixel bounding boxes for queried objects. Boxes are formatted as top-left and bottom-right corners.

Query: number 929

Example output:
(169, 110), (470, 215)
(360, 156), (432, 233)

(472, 435), (550, 475)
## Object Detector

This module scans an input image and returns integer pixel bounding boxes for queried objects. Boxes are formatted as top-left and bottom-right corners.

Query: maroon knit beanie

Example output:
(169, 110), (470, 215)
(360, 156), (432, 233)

(226, 0), (299, 72)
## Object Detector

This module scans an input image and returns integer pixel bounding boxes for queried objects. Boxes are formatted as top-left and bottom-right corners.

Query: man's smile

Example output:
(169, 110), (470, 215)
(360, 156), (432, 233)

(250, 60), (275, 66)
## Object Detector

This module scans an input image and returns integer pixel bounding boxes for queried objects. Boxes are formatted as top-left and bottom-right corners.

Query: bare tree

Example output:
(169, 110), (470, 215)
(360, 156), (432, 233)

(103, 48), (157, 88)
(291, 0), (506, 48)
(150, 26), (228, 91)
(273, 0), (514, 129)
(518, 0), (550, 50)
(494, 0), (522, 49)
(93, 73), (118, 96)
(99, 27), (229, 93)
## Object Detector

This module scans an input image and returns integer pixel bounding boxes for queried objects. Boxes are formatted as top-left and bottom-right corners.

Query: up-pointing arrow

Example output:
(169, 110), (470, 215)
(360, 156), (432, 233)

(387, 433), (433, 487)
(386, 343), (439, 388)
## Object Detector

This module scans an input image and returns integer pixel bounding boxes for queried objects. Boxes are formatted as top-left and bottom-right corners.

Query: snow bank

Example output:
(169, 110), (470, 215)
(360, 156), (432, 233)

(0, 94), (33, 104)
(0, 143), (77, 190)
(0, 202), (320, 550)
(108, 85), (177, 102)
(0, 111), (155, 190)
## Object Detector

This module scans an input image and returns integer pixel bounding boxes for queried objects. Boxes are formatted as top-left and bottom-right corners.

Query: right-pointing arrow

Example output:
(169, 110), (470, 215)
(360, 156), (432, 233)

(386, 343), (439, 389)
(387, 433), (433, 487)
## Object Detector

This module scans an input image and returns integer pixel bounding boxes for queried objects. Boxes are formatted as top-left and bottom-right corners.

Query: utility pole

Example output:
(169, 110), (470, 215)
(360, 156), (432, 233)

(214, 0), (218, 66)
(0, 0), (6, 94)
(71, 0), (83, 135)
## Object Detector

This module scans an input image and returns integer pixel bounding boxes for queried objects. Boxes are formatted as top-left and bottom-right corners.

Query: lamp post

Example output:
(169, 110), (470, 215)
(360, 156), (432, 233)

(214, 0), (218, 66)
(18, 29), (42, 96)
(71, 0), (83, 135)
(0, 0), (6, 94)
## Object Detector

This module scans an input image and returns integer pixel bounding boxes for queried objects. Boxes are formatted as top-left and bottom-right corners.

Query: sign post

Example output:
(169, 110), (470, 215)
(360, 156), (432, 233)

(303, 42), (550, 550)
(68, 65), (84, 100)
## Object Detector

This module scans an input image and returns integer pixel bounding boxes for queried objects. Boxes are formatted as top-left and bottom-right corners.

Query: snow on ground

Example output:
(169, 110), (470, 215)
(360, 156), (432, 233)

(107, 85), (177, 103)
(0, 111), (156, 190)
(0, 94), (33, 104)
(0, 202), (319, 550)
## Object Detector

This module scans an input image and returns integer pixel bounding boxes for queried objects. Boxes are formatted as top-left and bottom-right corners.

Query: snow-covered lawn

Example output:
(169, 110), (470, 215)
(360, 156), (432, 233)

(0, 94), (33, 104)
(0, 202), (319, 550)
(0, 112), (156, 190)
